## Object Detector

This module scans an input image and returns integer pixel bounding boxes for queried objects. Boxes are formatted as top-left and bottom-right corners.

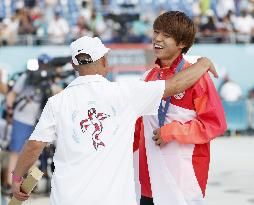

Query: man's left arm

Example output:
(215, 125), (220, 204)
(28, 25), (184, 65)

(11, 140), (47, 201)
(11, 98), (57, 200)
(155, 73), (227, 145)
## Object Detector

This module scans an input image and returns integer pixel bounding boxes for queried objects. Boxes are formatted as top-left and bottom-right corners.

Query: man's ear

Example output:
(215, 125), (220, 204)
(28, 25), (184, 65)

(101, 56), (107, 67)
(71, 61), (78, 70)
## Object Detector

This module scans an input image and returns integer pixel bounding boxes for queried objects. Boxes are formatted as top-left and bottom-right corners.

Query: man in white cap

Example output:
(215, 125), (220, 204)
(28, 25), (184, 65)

(11, 36), (218, 205)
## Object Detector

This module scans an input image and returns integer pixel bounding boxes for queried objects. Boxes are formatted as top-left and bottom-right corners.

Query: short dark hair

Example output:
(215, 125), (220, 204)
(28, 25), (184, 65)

(153, 11), (196, 54)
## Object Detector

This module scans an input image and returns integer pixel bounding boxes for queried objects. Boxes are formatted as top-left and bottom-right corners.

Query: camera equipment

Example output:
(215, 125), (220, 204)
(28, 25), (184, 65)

(6, 56), (75, 113)
(26, 56), (73, 86)
(26, 56), (75, 110)
(106, 7), (139, 42)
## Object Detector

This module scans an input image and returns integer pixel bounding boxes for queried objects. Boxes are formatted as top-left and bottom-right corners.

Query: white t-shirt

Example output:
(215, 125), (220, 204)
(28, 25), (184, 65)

(217, 0), (235, 18)
(233, 15), (254, 34)
(48, 18), (69, 44)
(13, 73), (41, 125)
(29, 75), (165, 205)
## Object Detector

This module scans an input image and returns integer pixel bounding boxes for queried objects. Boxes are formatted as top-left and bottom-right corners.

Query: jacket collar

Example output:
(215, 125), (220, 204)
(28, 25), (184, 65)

(67, 74), (107, 88)
(154, 54), (183, 72)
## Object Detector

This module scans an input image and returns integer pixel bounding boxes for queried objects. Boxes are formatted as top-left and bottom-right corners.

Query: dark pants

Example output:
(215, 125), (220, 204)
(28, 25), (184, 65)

(140, 196), (154, 205)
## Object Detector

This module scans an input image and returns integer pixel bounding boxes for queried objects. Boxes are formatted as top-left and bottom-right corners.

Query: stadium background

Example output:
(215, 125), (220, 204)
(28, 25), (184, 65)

(1, 0), (254, 205)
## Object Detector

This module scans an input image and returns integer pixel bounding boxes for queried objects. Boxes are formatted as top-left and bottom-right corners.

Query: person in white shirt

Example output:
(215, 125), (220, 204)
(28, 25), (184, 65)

(48, 10), (69, 45)
(10, 36), (218, 205)
(216, 0), (235, 19)
(220, 75), (243, 102)
(233, 9), (254, 43)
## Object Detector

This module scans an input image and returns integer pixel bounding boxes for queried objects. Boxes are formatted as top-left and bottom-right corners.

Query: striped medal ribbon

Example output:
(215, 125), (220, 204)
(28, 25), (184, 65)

(158, 58), (185, 127)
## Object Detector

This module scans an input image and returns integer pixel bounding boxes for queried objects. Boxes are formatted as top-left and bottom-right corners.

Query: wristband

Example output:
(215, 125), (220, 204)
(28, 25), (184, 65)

(11, 172), (23, 183)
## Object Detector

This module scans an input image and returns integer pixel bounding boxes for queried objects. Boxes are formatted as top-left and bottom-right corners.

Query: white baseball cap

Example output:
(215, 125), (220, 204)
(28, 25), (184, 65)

(70, 36), (110, 66)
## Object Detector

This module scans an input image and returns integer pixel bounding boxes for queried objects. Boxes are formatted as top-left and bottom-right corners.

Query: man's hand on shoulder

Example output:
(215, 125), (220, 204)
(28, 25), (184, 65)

(197, 57), (218, 78)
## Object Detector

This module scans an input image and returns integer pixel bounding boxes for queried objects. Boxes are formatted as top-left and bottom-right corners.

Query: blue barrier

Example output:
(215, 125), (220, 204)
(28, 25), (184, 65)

(249, 100), (254, 129)
(0, 97), (253, 134)
(1, 45), (254, 95)
(222, 100), (249, 131)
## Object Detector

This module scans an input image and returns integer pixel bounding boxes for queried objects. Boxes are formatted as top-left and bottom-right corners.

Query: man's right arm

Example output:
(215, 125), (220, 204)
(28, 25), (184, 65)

(0, 70), (7, 95)
(163, 57), (217, 98)
(11, 98), (56, 200)
(6, 73), (27, 113)
(6, 90), (17, 115)
(6, 91), (17, 106)
(11, 140), (47, 201)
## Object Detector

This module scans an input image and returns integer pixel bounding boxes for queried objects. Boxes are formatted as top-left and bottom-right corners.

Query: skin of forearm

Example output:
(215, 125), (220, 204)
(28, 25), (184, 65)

(6, 91), (17, 107)
(0, 82), (7, 95)
(13, 140), (47, 177)
(164, 61), (208, 97)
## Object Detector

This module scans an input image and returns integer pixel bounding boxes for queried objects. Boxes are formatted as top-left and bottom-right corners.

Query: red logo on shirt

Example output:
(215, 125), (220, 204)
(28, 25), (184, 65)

(80, 108), (110, 150)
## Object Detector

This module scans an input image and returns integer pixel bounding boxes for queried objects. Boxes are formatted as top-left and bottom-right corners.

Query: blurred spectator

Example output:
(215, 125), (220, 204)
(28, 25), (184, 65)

(99, 15), (117, 43)
(71, 15), (92, 41)
(193, 15), (202, 33)
(199, 10), (217, 36)
(88, 9), (115, 43)
(18, 9), (36, 35)
(248, 87), (254, 99)
(100, 17), (120, 43)
(216, 11), (235, 43)
(129, 14), (152, 43)
(0, 68), (8, 117)
(233, 9), (254, 43)
(45, 0), (58, 6)
(0, 68), (11, 197)
(5, 54), (51, 186)
(50, 66), (65, 94)
(217, 13), (233, 31)
(0, 150), (11, 198)
(219, 75), (243, 101)
(88, 9), (105, 37)
(239, 0), (254, 13)
(0, 114), (12, 196)
(192, 1), (202, 17)
(80, 0), (92, 22)
(48, 9), (69, 44)
(216, 0), (235, 19)
(0, 16), (19, 45)
(32, 9), (48, 45)
(235, 0), (242, 16)
(0, 0), (254, 45)
(24, 0), (36, 8)
(200, 0), (211, 15)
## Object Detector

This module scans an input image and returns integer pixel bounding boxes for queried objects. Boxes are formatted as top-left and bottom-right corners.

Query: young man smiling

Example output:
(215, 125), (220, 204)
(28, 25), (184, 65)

(134, 11), (227, 205)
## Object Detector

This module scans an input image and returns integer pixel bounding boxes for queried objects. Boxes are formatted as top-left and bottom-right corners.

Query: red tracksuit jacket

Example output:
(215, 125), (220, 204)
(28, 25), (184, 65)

(133, 55), (227, 202)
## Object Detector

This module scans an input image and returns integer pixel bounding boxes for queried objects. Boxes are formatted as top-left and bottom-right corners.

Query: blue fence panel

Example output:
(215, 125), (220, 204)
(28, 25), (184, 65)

(249, 100), (254, 129)
(222, 100), (249, 131)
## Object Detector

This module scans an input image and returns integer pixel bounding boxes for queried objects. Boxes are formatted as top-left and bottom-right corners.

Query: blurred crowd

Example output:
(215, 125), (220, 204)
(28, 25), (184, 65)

(1, 0), (254, 45)
(0, 54), (75, 203)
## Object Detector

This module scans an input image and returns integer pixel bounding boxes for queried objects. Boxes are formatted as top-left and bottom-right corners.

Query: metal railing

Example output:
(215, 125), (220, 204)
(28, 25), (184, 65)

(1, 32), (253, 46)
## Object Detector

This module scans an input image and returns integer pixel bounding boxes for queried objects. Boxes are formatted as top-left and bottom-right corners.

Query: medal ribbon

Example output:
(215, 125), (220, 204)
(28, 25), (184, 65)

(158, 58), (185, 127)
